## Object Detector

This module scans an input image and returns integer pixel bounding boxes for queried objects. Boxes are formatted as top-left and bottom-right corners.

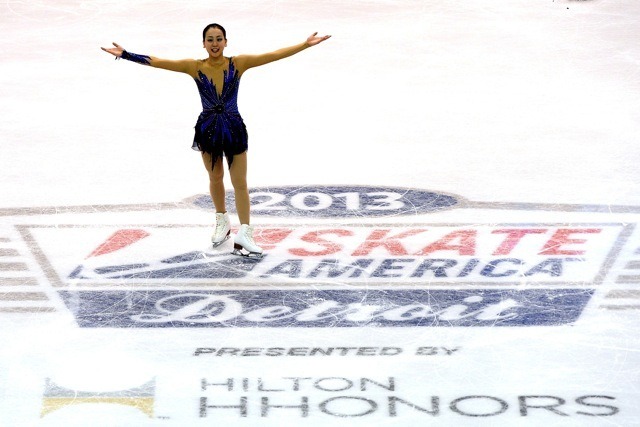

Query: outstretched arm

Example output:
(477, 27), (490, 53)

(234, 32), (330, 74)
(101, 42), (197, 75)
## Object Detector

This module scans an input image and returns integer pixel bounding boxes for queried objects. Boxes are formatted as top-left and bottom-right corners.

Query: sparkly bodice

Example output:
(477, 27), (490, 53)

(194, 57), (241, 115)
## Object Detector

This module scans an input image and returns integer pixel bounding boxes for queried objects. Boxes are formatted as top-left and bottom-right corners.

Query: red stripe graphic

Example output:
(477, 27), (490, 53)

(86, 229), (150, 258)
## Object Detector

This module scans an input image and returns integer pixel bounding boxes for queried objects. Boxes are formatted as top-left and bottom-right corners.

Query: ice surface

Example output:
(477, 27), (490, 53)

(1, 0), (639, 425)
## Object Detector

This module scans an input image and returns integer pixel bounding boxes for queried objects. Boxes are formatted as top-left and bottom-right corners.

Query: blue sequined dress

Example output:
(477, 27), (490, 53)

(192, 57), (248, 169)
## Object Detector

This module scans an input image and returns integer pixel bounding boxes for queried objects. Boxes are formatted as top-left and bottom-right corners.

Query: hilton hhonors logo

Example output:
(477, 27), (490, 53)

(41, 378), (155, 418)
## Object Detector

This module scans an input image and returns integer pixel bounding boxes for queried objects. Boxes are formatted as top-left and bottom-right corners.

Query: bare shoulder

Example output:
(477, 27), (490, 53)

(182, 58), (201, 77)
(232, 55), (249, 75)
(233, 53), (273, 75)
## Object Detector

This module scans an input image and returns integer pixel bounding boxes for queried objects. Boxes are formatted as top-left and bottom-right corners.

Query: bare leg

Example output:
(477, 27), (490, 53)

(229, 152), (250, 225)
(201, 152), (226, 213)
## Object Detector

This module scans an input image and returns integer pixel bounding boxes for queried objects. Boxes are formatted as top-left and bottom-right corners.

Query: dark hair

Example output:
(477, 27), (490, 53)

(202, 23), (226, 41)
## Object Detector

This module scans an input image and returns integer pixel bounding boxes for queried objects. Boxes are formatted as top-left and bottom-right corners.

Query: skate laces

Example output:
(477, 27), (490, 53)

(215, 214), (228, 234)
(245, 226), (256, 244)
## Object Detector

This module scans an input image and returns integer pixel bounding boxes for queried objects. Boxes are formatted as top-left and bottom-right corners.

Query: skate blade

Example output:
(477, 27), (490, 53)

(231, 245), (264, 259)
(211, 233), (231, 248)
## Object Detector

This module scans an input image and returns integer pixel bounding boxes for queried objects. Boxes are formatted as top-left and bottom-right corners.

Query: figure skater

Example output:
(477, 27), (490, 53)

(101, 23), (330, 257)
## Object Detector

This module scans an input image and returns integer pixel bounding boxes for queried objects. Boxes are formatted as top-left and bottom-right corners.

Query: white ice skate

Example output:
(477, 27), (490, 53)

(232, 224), (263, 258)
(211, 212), (231, 247)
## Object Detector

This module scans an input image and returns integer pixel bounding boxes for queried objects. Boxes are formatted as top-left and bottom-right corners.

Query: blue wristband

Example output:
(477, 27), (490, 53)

(120, 50), (151, 65)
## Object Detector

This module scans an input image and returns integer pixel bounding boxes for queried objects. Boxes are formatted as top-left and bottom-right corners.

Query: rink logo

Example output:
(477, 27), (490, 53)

(26, 223), (624, 327)
(41, 378), (155, 418)
(57, 289), (593, 328)
(50, 224), (623, 285)
(191, 185), (459, 218)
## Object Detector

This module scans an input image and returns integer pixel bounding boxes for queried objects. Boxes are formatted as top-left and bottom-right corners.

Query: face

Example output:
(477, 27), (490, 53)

(203, 28), (227, 58)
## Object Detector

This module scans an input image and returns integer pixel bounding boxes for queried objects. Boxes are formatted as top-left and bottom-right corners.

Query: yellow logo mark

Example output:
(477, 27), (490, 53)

(41, 378), (155, 418)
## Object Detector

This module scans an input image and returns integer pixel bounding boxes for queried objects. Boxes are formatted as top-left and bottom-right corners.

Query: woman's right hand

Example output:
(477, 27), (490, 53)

(101, 42), (125, 58)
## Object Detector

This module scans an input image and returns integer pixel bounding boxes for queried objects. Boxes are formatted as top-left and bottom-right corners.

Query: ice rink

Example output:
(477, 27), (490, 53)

(1, 0), (639, 425)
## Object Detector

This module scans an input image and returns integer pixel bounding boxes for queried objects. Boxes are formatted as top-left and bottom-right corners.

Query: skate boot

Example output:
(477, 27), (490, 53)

(211, 212), (231, 247)
(232, 224), (263, 257)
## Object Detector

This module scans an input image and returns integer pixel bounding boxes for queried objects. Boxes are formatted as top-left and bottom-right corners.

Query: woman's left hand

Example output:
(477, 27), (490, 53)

(306, 32), (331, 47)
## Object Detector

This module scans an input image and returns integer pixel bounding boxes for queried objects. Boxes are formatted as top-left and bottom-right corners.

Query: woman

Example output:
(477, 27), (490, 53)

(101, 24), (330, 257)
